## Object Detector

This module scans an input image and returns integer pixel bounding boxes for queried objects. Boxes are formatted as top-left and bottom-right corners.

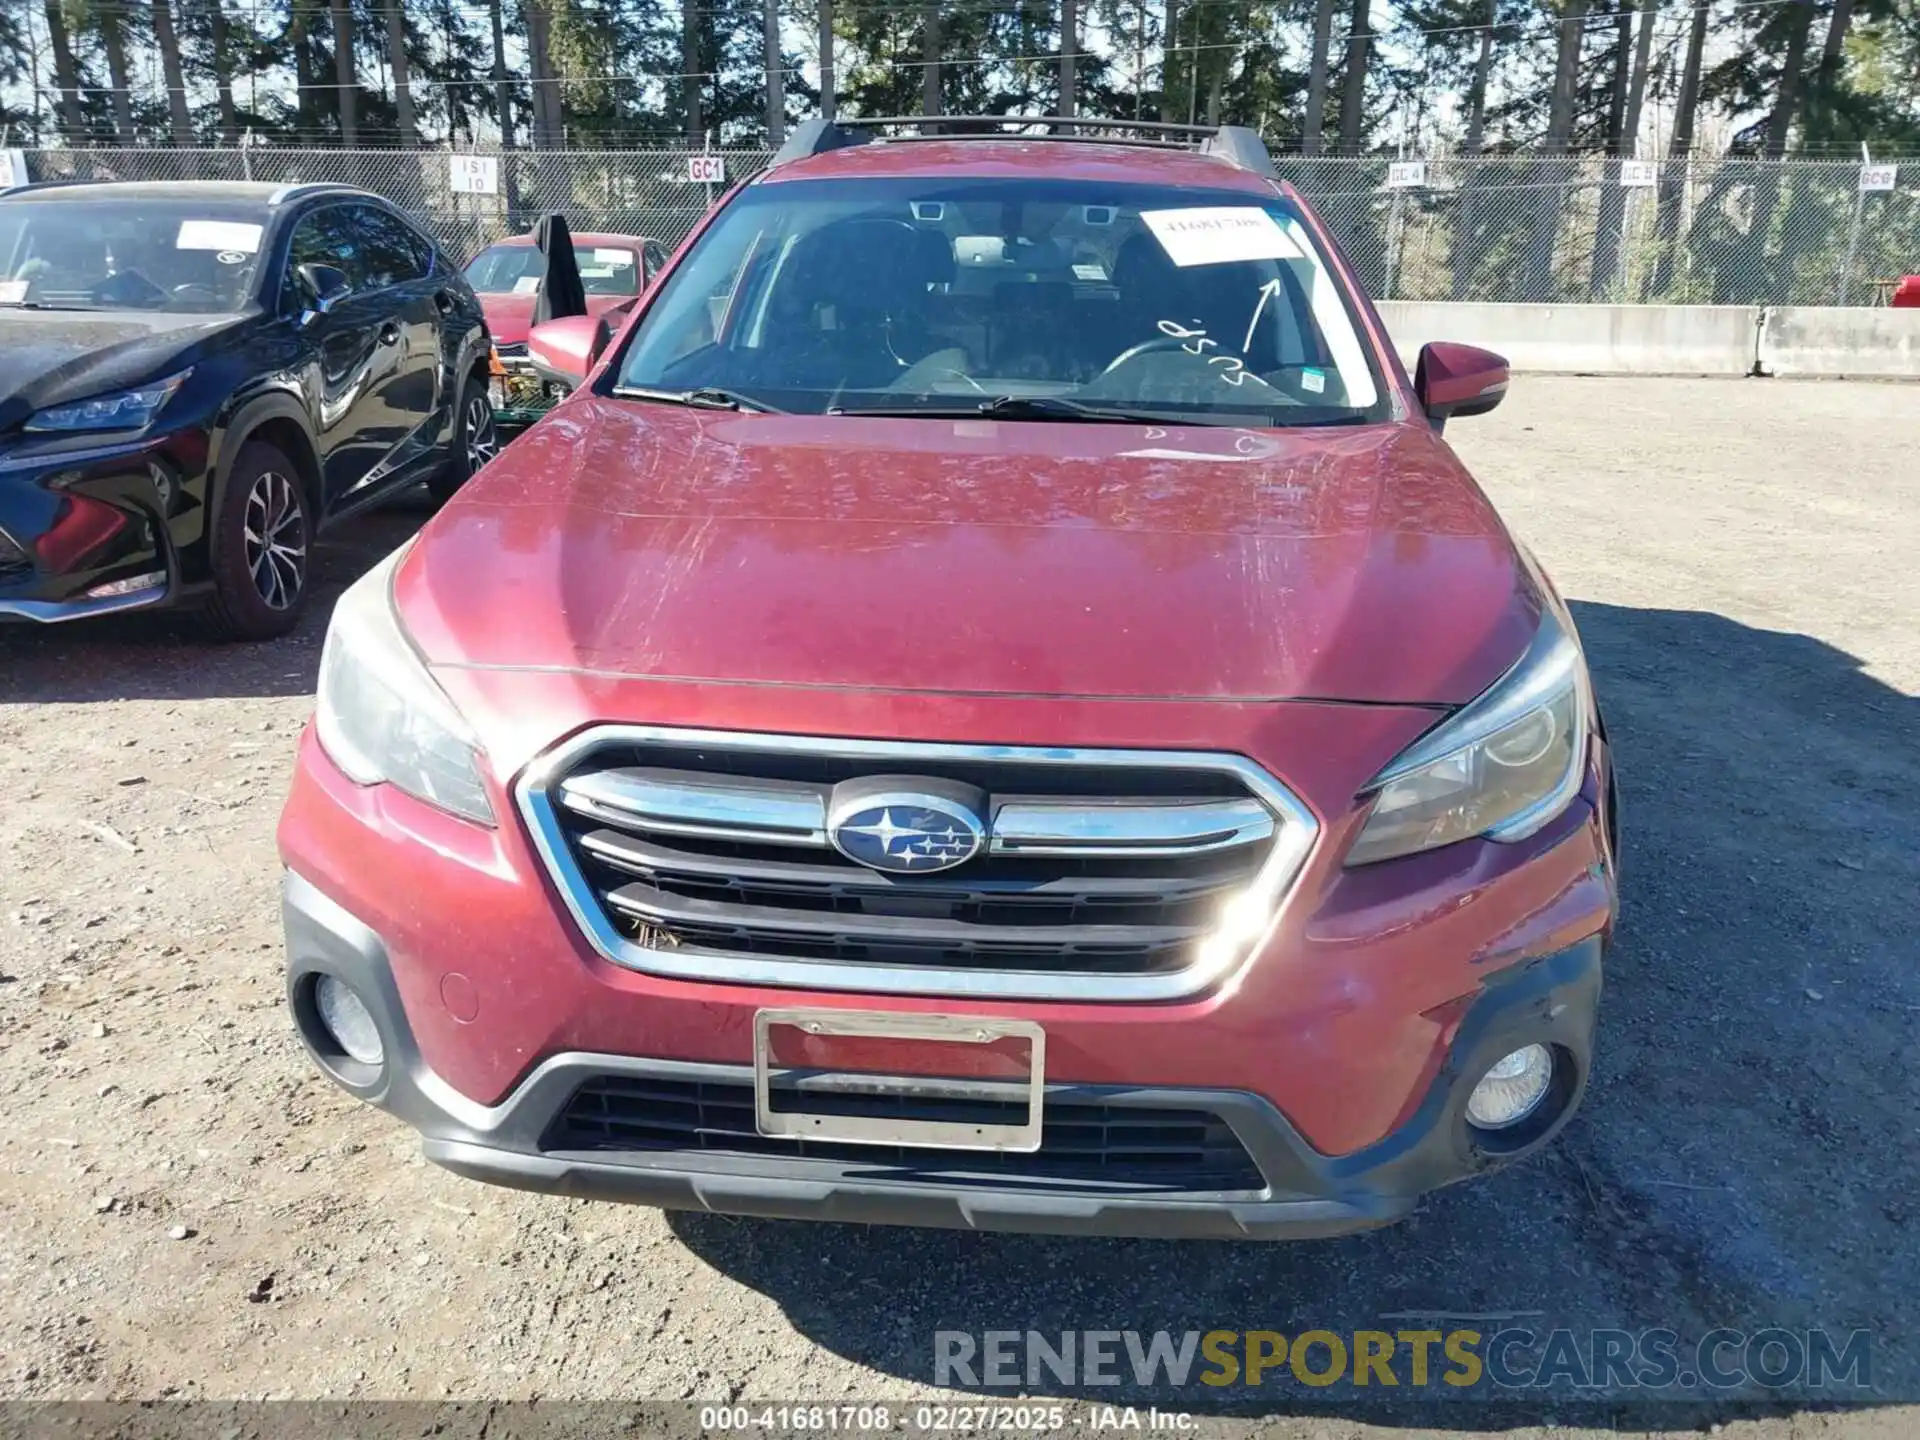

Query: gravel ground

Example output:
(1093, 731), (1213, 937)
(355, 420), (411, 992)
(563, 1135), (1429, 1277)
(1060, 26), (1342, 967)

(1, 377), (1915, 1436)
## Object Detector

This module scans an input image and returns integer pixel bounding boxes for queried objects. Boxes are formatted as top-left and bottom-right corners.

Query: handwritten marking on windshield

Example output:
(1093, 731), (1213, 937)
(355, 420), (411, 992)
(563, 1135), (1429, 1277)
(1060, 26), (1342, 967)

(1244, 279), (1282, 352)
(1158, 318), (1218, 355)
(1155, 318), (1275, 390)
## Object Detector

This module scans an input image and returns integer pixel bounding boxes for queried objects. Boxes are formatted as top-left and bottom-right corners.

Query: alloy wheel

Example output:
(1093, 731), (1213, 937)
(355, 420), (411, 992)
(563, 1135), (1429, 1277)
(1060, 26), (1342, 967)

(242, 470), (307, 611)
(465, 393), (499, 475)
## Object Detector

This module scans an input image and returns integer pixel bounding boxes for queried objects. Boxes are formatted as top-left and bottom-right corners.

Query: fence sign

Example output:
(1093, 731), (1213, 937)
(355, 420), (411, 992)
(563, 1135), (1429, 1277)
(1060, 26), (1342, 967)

(0, 150), (26, 189)
(1619, 160), (1658, 188)
(449, 154), (499, 195)
(1858, 163), (1897, 193)
(1384, 160), (1427, 189)
(687, 154), (726, 185)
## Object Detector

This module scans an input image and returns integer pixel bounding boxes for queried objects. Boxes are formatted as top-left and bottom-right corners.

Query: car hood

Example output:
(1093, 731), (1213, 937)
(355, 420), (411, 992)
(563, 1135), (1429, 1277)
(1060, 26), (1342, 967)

(0, 309), (245, 430)
(396, 397), (1539, 705)
(480, 291), (630, 347)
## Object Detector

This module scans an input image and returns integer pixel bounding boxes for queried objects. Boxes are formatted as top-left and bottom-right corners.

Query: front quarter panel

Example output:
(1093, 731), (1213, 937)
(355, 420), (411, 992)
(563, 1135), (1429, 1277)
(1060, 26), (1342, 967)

(191, 324), (312, 556)
(435, 268), (489, 443)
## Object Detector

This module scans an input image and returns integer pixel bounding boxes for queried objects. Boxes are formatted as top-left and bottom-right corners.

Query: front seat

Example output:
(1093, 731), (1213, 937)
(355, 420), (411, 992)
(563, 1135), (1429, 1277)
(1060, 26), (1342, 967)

(767, 218), (951, 391)
(1104, 231), (1182, 364)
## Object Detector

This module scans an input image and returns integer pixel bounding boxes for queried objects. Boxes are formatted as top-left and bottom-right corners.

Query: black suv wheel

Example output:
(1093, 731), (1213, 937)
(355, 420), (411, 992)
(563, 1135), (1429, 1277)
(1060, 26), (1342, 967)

(203, 441), (311, 641)
(427, 376), (499, 505)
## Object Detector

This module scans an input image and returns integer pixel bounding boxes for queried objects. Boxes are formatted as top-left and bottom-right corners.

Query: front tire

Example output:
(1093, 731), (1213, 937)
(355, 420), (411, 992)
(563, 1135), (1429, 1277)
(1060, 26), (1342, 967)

(203, 442), (311, 642)
(427, 376), (498, 506)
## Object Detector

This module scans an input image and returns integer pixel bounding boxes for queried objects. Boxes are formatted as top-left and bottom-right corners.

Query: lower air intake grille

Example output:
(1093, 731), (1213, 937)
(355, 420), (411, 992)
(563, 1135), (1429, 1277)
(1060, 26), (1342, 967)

(546, 1076), (1268, 1195)
(0, 528), (31, 586)
(520, 728), (1315, 1002)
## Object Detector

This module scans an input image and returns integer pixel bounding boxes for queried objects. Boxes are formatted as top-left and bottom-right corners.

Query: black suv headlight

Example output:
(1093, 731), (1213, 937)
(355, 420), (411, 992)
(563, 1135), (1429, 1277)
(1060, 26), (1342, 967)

(26, 370), (192, 433)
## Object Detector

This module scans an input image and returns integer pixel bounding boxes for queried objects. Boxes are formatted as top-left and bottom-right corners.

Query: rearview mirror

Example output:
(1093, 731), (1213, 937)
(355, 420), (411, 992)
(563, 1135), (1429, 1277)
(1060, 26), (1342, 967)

(1414, 342), (1509, 431)
(527, 313), (613, 388)
(295, 263), (351, 324)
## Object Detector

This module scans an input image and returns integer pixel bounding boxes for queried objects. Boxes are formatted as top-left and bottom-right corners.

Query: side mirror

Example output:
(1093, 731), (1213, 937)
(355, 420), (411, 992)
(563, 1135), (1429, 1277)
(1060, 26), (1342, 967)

(1414, 341), (1509, 431)
(295, 263), (351, 324)
(527, 313), (613, 389)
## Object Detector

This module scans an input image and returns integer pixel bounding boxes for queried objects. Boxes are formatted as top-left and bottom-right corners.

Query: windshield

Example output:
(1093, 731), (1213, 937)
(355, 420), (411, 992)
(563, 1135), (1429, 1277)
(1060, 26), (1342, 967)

(614, 177), (1387, 425)
(0, 198), (269, 314)
(465, 242), (640, 297)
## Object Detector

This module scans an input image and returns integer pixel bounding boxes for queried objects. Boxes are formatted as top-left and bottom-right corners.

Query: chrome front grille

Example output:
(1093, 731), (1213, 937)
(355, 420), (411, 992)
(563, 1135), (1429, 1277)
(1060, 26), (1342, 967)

(518, 728), (1318, 1002)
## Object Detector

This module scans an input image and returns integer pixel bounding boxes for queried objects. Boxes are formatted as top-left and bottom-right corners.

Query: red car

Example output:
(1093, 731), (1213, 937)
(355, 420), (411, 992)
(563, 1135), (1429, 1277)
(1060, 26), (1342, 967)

(461, 230), (668, 350)
(280, 119), (1616, 1240)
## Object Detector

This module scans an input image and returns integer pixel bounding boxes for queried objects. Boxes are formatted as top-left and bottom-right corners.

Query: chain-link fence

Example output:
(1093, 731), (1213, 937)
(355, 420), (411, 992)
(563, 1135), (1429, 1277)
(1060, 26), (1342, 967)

(14, 145), (1917, 307)
(16, 146), (776, 262)
(1281, 154), (1919, 307)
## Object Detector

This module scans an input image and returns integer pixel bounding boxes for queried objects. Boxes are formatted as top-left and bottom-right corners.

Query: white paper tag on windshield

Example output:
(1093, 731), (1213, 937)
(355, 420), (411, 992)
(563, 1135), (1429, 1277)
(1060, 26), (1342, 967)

(512, 275), (542, 294)
(1141, 207), (1299, 267)
(593, 248), (632, 266)
(0, 279), (26, 304)
(177, 220), (263, 253)
(1072, 262), (1108, 281)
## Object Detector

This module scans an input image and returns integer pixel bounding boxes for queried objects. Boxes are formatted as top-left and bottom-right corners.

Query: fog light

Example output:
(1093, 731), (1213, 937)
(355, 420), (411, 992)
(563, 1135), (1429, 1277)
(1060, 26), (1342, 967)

(313, 975), (383, 1066)
(1465, 1044), (1553, 1129)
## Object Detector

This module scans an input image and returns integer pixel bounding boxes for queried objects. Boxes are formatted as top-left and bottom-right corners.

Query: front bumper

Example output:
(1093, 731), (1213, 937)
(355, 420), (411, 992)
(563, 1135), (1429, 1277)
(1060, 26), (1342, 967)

(284, 869), (1603, 1240)
(0, 429), (194, 621)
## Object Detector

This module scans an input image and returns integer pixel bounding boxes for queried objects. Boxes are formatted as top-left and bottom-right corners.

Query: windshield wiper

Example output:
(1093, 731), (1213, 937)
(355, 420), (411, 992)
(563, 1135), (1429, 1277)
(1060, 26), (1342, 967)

(830, 394), (1366, 428)
(976, 394), (1194, 424)
(985, 393), (1371, 429)
(830, 395), (1182, 424)
(610, 384), (779, 413)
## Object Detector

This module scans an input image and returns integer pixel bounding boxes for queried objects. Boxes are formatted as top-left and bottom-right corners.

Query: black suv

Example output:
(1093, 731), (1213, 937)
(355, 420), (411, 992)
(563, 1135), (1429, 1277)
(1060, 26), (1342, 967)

(0, 180), (493, 639)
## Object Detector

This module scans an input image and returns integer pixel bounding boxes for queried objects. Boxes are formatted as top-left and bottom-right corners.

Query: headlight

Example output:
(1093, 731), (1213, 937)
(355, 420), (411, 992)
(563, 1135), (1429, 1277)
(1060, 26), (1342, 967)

(1346, 608), (1589, 865)
(314, 545), (495, 825)
(27, 370), (192, 433)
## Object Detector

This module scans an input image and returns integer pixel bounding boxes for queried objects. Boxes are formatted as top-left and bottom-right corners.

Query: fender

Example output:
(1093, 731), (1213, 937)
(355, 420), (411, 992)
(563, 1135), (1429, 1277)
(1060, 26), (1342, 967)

(436, 316), (493, 448)
(191, 385), (323, 587)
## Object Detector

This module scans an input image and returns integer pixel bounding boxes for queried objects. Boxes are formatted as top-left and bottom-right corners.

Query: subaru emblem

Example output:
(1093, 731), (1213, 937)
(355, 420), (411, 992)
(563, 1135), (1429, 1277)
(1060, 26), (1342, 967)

(826, 777), (988, 875)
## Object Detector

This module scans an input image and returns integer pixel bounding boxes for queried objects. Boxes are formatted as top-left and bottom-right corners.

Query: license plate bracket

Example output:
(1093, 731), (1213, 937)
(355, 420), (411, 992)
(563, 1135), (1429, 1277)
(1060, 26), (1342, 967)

(753, 1009), (1045, 1153)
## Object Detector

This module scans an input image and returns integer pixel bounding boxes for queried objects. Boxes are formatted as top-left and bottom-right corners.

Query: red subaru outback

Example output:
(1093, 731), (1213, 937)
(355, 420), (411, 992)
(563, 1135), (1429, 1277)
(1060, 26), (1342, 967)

(278, 119), (1616, 1240)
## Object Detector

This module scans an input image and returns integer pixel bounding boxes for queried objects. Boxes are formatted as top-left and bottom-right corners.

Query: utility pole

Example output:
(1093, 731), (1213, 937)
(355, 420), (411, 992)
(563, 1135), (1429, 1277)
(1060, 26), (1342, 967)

(490, 0), (514, 149)
(1162, 0), (1180, 123)
(922, 2), (941, 117)
(1060, 0), (1078, 117)
(682, 0), (703, 145)
(819, 0), (835, 117)
(765, 0), (785, 144)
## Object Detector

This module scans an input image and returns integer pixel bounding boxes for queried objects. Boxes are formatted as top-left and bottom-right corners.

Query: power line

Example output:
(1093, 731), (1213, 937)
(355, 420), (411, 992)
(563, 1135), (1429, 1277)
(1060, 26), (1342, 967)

(24, 0), (1818, 92)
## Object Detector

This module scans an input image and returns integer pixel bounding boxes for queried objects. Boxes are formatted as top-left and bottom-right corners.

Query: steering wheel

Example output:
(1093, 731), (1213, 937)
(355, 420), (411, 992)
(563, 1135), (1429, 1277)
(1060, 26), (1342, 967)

(171, 283), (218, 303)
(1099, 333), (1205, 378)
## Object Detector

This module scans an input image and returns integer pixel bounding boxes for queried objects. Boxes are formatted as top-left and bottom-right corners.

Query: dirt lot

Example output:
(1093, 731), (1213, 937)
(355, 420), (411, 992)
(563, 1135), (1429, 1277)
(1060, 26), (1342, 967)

(2, 377), (1916, 1435)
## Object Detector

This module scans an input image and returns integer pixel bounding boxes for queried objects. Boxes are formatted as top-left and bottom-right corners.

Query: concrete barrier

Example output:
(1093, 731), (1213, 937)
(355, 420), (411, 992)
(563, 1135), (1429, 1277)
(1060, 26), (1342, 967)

(1374, 301), (1763, 377)
(1760, 307), (1920, 379)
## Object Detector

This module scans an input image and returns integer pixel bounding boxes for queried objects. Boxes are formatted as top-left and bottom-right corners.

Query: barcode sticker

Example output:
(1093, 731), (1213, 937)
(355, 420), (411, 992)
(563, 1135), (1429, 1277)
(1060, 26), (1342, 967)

(1141, 207), (1300, 268)
(177, 220), (263, 253)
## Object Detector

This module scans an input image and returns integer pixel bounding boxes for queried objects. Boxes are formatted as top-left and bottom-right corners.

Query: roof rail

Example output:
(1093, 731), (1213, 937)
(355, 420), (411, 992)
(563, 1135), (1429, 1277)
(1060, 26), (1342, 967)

(769, 117), (870, 168)
(768, 115), (1278, 178)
